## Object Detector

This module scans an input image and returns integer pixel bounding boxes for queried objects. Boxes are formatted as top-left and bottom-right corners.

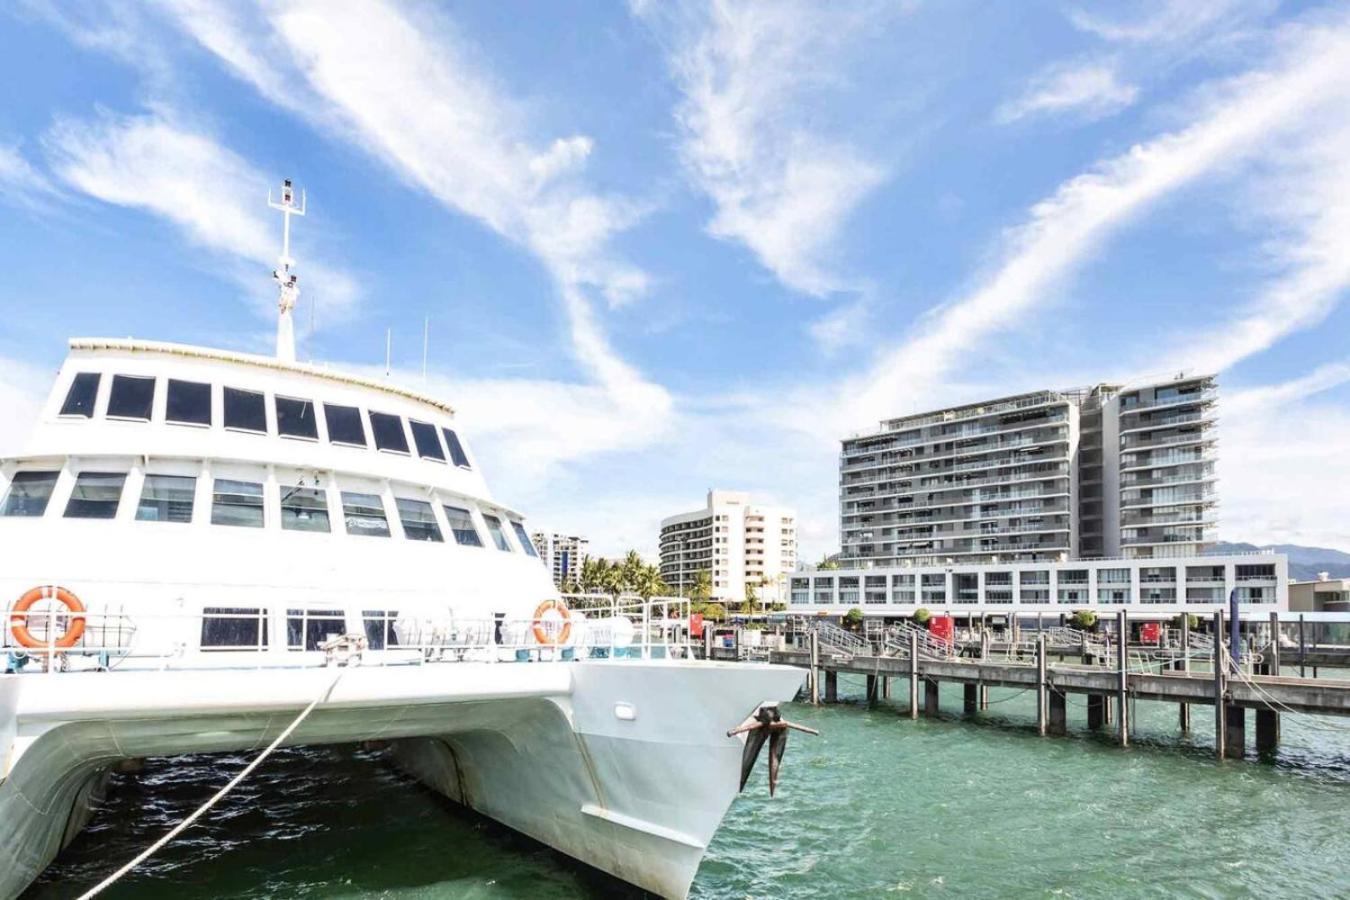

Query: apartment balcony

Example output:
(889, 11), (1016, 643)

(1119, 429), (1216, 452)
(1118, 387), (1217, 415)
(840, 431), (1068, 478)
(1118, 410), (1216, 437)
(1120, 508), (1217, 527)
(1119, 468), (1214, 489)
(1119, 488), (1217, 510)
(1119, 450), (1208, 473)
(857, 392), (1068, 436)
(839, 468), (1070, 504)
(1120, 527), (1211, 547)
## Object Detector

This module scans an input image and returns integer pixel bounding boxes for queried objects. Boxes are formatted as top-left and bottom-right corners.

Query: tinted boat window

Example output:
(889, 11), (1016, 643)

(60, 373), (100, 418)
(511, 521), (539, 558)
(482, 514), (511, 552)
(276, 396), (319, 439)
(362, 610), (400, 650)
(342, 491), (389, 537)
(280, 485), (330, 533)
(64, 472), (126, 519)
(136, 474), (195, 523)
(443, 505), (482, 547)
(409, 420), (445, 461)
(1, 471), (60, 517)
(201, 607), (268, 650)
(396, 498), (442, 542)
(325, 404), (367, 446)
(166, 379), (211, 426)
(370, 412), (410, 453)
(223, 388), (267, 433)
(107, 375), (155, 420)
(441, 428), (471, 468)
(211, 479), (264, 527)
(286, 608), (345, 651)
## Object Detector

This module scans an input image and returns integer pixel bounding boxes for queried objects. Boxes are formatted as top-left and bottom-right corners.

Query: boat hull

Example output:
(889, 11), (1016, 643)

(0, 659), (803, 899)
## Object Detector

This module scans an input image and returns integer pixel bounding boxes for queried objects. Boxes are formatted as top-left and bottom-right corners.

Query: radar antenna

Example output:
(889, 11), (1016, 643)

(268, 179), (306, 362)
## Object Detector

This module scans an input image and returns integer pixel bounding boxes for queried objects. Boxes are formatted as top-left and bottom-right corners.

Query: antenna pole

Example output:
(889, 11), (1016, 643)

(268, 179), (306, 362)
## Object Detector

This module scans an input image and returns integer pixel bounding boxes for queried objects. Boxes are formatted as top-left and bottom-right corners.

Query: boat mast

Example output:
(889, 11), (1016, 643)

(268, 179), (306, 362)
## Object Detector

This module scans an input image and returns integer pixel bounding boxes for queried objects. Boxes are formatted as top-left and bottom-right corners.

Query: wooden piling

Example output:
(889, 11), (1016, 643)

(964, 682), (977, 714)
(1226, 705), (1245, 759)
(908, 631), (919, 719)
(924, 678), (940, 718)
(1037, 634), (1048, 737)
(1049, 689), (1067, 736)
(1256, 709), (1279, 754)
(825, 669), (838, 704)
(1214, 609), (1226, 760)
(809, 630), (820, 706)
(1179, 612), (1191, 733)
(1116, 610), (1129, 747)
(866, 674), (878, 705)
(1087, 694), (1105, 730)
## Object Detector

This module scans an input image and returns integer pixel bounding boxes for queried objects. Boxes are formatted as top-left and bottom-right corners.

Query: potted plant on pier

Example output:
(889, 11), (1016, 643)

(1069, 609), (1099, 632)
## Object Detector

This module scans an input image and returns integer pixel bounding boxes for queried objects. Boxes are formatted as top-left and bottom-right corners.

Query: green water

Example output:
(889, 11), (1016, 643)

(28, 675), (1350, 898)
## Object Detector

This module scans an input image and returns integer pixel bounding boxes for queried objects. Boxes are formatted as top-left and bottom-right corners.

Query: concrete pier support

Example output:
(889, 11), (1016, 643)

(924, 679), (940, 718)
(964, 683), (978, 714)
(1087, 694), (1106, 730)
(979, 684), (989, 710)
(1225, 705), (1246, 759)
(881, 676), (890, 699)
(1049, 690), (1067, 736)
(1037, 635), (1048, 737)
(1256, 709), (1279, 755)
(809, 631), (820, 706)
(1116, 611), (1129, 747)
(865, 674), (878, 706)
(825, 670), (838, 704)
(908, 631), (919, 719)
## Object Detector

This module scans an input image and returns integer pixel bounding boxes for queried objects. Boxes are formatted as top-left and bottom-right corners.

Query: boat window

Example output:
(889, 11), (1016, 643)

(201, 607), (268, 651)
(286, 608), (346, 651)
(275, 396), (319, 440)
(441, 428), (471, 468)
(396, 498), (442, 542)
(325, 404), (367, 447)
(211, 478), (264, 527)
(362, 610), (400, 650)
(59, 373), (100, 417)
(482, 514), (511, 552)
(1, 471), (60, 517)
(166, 379), (212, 426)
(223, 387), (267, 433)
(342, 491), (390, 537)
(280, 485), (330, 533)
(510, 521), (539, 558)
(370, 412), (410, 454)
(64, 472), (126, 519)
(136, 474), (195, 523)
(443, 505), (482, 547)
(409, 420), (445, 461)
(106, 375), (155, 421)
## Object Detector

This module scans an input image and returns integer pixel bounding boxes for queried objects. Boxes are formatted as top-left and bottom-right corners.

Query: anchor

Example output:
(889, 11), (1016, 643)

(727, 705), (819, 796)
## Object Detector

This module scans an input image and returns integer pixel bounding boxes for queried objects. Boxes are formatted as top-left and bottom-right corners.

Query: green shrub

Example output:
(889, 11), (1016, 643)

(913, 607), (932, 626)
(1069, 609), (1098, 631)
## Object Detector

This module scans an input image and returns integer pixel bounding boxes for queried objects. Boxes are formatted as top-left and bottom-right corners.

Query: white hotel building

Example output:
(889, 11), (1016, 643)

(529, 531), (589, 589)
(839, 374), (1218, 566)
(659, 490), (797, 605)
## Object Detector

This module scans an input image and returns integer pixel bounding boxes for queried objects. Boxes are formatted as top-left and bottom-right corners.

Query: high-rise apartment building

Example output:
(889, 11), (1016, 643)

(530, 532), (590, 589)
(659, 490), (797, 605)
(839, 374), (1217, 566)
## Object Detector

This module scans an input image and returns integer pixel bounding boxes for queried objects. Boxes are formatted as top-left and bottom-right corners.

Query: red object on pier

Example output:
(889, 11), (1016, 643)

(1140, 622), (1160, 644)
(690, 612), (705, 638)
(929, 616), (954, 643)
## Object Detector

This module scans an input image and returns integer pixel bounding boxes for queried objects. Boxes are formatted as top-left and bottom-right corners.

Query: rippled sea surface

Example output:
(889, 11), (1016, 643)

(28, 674), (1350, 899)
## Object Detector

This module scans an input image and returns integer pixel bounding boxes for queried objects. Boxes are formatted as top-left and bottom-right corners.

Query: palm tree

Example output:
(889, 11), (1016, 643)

(633, 565), (669, 600)
(692, 569), (712, 602)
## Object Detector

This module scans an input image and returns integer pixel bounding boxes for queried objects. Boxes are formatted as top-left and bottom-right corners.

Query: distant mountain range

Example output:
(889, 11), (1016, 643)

(1214, 542), (1350, 581)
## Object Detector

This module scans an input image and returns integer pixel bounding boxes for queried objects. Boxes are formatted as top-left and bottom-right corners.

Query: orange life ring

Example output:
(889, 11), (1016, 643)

(532, 599), (572, 646)
(10, 586), (86, 650)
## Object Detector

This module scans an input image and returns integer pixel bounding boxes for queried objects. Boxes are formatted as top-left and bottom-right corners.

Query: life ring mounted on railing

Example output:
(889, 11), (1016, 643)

(531, 599), (572, 646)
(9, 585), (87, 650)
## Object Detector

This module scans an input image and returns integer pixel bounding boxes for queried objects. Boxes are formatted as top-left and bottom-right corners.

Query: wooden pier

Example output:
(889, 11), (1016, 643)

(757, 611), (1350, 761)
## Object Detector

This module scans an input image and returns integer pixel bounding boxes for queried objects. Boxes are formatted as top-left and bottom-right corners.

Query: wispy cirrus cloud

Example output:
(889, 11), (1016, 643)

(638, 0), (891, 297)
(44, 112), (359, 323)
(996, 61), (1138, 124)
(0, 143), (64, 213)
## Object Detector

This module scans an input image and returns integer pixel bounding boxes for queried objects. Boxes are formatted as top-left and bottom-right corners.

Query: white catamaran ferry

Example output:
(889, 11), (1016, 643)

(0, 182), (804, 899)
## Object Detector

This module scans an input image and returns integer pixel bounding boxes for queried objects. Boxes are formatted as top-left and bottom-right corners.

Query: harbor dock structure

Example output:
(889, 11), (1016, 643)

(839, 375), (1217, 568)
(708, 610), (1350, 762)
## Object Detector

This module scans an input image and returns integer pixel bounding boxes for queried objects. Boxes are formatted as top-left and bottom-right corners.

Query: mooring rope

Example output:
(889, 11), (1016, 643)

(76, 668), (346, 900)
(1223, 658), (1350, 735)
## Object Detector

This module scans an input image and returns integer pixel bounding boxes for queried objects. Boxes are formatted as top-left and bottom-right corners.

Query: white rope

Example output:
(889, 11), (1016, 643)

(1224, 657), (1350, 735)
(77, 668), (345, 899)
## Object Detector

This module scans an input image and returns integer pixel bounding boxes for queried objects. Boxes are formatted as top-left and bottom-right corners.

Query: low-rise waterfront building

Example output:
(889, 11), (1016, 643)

(530, 531), (589, 589)
(1289, 574), (1350, 612)
(659, 490), (797, 605)
(788, 551), (1286, 617)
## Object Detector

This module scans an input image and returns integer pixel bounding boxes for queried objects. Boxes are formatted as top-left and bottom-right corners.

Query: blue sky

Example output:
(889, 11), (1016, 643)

(3, 0), (1350, 559)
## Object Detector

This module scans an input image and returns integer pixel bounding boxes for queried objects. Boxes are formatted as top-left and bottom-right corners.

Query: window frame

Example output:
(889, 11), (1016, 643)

(165, 379), (212, 427)
(135, 473), (197, 524)
(395, 497), (443, 542)
(0, 471), (61, 518)
(409, 420), (446, 462)
(442, 504), (483, 547)
(105, 375), (156, 422)
(361, 610), (401, 650)
(369, 411), (411, 455)
(200, 607), (269, 652)
(341, 491), (391, 537)
(210, 478), (266, 528)
(482, 513), (512, 552)
(324, 403), (368, 448)
(279, 484), (331, 533)
(59, 372), (101, 419)
(441, 427), (471, 468)
(223, 387), (268, 434)
(285, 608), (347, 652)
(63, 471), (127, 520)
(275, 395), (320, 441)
(510, 520), (539, 558)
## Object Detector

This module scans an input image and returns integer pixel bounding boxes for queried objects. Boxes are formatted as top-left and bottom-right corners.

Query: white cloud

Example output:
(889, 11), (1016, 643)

(641, 0), (889, 296)
(0, 355), (51, 457)
(43, 112), (359, 323)
(0, 143), (63, 213)
(1069, 0), (1262, 45)
(160, 0), (673, 479)
(996, 62), (1139, 124)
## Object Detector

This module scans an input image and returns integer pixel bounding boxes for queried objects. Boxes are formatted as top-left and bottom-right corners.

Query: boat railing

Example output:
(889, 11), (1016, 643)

(2, 594), (695, 675)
